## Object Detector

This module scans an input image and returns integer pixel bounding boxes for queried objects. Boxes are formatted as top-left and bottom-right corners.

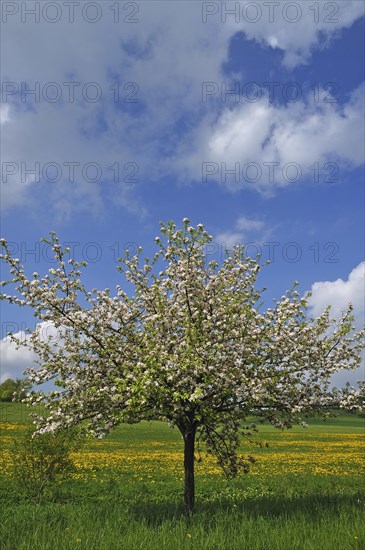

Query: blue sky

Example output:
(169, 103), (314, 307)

(1, 1), (364, 387)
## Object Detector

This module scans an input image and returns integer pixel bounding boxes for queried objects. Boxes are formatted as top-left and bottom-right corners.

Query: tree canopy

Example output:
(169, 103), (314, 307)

(0, 378), (32, 402)
(1, 220), (363, 514)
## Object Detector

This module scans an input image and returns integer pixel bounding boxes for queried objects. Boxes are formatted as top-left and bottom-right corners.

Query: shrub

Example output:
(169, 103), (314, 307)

(0, 378), (33, 402)
(10, 427), (81, 503)
(0, 389), (14, 402)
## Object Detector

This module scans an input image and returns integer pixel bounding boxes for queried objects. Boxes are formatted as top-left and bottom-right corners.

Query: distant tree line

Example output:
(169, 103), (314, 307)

(0, 378), (32, 402)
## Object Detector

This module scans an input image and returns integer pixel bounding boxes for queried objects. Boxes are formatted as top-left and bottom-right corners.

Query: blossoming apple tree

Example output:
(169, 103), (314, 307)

(1, 220), (363, 515)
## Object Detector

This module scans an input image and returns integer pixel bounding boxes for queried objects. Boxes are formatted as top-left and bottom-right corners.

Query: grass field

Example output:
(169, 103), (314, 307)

(0, 403), (364, 549)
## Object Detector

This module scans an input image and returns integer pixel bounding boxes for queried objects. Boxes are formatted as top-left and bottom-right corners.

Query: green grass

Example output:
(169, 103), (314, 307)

(1, 404), (364, 549)
(0, 401), (46, 423)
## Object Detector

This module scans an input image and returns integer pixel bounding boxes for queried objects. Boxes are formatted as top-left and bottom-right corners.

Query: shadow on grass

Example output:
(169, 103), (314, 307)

(126, 492), (363, 526)
(2, 476), (362, 530)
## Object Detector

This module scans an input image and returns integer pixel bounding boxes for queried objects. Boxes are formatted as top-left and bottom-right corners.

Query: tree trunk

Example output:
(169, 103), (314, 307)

(183, 428), (196, 516)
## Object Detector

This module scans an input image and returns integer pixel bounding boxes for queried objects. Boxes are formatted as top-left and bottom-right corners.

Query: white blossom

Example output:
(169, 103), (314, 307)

(0, 222), (364, 500)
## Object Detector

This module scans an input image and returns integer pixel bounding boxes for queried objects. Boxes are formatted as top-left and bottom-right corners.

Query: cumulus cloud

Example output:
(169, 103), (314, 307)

(1, 1), (364, 214)
(0, 2), (227, 216)
(308, 262), (365, 324)
(0, 330), (36, 383)
(179, 83), (364, 191)
(307, 262), (365, 387)
(0, 322), (62, 383)
(226, 0), (365, 68)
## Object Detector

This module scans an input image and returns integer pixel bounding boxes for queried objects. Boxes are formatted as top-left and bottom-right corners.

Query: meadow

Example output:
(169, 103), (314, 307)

(0, 403), (364, 550)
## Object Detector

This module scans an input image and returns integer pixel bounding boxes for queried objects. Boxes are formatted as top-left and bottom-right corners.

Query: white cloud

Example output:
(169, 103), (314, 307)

(0, 321), (62, 383)
(1, 1), (364, 214)
(179, 83), (364, 191)
(0, 330), (36, 383)
(227, 0), (365, 68)
(307, 262), (365, 387)
(216, 215), (272, 249)
(0, 104), (11, 125)
(0, 2), (228, 215)
(308, 262), (365, 323)
(236, 217), (265, 233)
